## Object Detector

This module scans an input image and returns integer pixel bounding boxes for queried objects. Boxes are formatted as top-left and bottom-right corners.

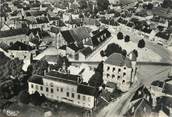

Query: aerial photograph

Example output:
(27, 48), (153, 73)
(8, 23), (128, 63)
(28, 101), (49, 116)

(0, 0), (172, 117)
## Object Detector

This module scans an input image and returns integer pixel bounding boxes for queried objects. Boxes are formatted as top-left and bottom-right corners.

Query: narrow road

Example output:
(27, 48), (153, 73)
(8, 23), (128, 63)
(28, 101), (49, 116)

(97, 81), (142, 117)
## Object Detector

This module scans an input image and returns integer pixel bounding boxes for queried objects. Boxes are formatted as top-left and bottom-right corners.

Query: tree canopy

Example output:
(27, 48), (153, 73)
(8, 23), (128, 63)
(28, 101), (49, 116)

(138, 39), (145, 48)
(104, 43), (123, 57)
(96, 0), (110, 11)
(117, 32), (124, 40)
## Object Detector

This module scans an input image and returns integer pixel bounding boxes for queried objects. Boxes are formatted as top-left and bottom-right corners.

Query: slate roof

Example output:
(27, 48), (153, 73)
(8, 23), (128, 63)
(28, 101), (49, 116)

(79, 47), (93, 57)
(50, 27), (60, 34)
(92, 29), (111, 47)
(28, 75), (43, 85)
(77, 84), (98, 97)
(152, 7), (172, 19)
(68, 44), (81, 52)
(45, 71), (80, 84)
(156, 31), (170, 40)
(61, 27), (91, 44)
(162, 83), (172, 95)
(104, 53), (132, 68)
(8, 41), (33, 51)
(36, 17), (49, 24)
(0, 28), (27, 38)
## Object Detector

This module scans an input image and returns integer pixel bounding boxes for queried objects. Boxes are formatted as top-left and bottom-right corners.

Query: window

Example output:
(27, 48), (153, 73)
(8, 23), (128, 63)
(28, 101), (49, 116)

(72, 93), (74, 98)
(113, 68), (115, 72)
(57, 87), (59, 92)
(112, 75), (115, 78)
(46, 87), (49, 92)
(66, 92), (69, 97)
(88, 97), (91, 101)
(118, 68), (121, 73)
(61, 88), (63, 92)
(122, 80), (125, 84)
(124, 67), (126, 70)
(51, 88), (54, 93)
(123, 73), (126, 76)
(83, 96), (86, 101)
(50, 83), (53, 87)
(35, 85), (38, 90)
(78, 94), (80, 99)
(107, 67), (110, 71)
(31, 84), (34, 88)
(107, 74), (110, 78)
(117, 76), (120, 79)
(40, 86), (43, 91)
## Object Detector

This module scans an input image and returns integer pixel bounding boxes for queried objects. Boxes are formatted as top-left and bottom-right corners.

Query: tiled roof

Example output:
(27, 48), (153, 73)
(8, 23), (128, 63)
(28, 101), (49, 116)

(77, 84), (98, 96)
(61, 27), (91, 44)
(50, 27), (60, 34)
(0, 28), (28, 38)
(79, 47), (93, 57)
(36, 17), (49, 24)
(68, 44), (81, 52)
(152, 7), (172, 19)
(156, 31), (170, 40)
(28, 75), (43, 85)
(105, 53), (132, 68)
(45, 71), (81, 84)
(8, 41), (33, 51)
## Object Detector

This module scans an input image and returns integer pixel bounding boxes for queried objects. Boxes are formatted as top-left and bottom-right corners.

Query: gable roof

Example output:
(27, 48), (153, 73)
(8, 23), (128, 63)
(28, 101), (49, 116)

(36, 17), (49, 24)
(0, 28), (28, 38)
(68, 44), (81, 52)
(8, 41), (33, 51)
(104, 53), (132, 68)
(45, 71), (81, 85)
(79, 47), (93, 57)
(61, 27), (91, 44)
(77, 84), (98, 97)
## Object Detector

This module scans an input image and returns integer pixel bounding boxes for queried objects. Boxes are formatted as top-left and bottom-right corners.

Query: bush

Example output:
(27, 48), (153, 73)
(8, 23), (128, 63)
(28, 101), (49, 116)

(100, 50), (105, 57)
(138, 39), (145, 48)
(18, 90), (30, 104)
(30, 91), (45, 106)
(104, 43), (122, 57)
(124, 35), (130, 42)
(117, 32), (124, 40)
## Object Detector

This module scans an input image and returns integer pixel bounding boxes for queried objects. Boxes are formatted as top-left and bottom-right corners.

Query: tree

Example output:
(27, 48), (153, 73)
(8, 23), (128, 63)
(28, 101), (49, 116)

(30, 91), (45, 106)
(104, 43), (122, 57)
(18, 90), (30, 104)
(138, 39), (145, 48)
(79, 0), (88, 9)
(122, 49), (127, 57)
(100, 50), (105, 57)
(124, 35), (130, 42)
(133, 49), (138, 58)
(96, 0), (110, 11)
(117, 32), (124, 40)
(147, 3), (153, 10)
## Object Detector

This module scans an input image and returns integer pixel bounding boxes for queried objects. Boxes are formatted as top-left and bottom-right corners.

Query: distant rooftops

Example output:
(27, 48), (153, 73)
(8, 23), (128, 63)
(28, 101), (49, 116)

(104, 53), (132, 68)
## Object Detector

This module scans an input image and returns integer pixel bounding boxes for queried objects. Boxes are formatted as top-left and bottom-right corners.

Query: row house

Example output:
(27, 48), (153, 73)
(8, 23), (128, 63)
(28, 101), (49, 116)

(28, 71), (98, 110)
(0, 28), (29, 45)
(8, 41), (36, 59)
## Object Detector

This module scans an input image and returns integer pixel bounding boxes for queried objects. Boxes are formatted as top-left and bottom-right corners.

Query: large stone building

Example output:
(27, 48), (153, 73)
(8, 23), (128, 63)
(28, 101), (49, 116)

(28, 71), (98, 110)
(103, 53), (137, 92)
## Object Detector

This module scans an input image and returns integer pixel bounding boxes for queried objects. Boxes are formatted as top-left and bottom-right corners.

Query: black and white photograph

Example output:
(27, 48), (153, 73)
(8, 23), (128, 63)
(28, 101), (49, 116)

(0, 0), (172, 117)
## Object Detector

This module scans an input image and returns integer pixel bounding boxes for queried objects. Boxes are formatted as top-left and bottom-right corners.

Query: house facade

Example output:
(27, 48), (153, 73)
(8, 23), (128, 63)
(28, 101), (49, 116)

(103, 53), (136, 92)
(28, 71), (98, 110)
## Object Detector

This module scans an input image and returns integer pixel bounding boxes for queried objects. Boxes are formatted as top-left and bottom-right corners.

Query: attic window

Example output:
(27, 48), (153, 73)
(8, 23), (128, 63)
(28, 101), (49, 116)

(107, 67), (110, 71)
